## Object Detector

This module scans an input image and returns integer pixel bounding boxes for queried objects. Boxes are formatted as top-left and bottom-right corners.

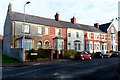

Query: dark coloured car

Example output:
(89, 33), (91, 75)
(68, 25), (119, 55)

(111, 51), (120, 57)
(93, 52), (111, 58)
(75, 51), (92, 60)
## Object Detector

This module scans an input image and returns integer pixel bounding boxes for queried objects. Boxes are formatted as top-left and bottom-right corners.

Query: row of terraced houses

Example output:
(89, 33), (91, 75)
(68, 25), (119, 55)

(3, 3), (118, 61)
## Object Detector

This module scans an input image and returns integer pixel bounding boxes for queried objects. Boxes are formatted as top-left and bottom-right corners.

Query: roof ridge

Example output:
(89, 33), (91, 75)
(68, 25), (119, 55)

(10, 11), (75, 24)
(100, 22), (112, 26)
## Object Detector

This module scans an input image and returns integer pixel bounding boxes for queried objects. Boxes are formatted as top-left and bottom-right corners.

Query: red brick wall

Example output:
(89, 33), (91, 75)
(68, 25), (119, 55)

(43, 26), (67, 49)
(0, 35), (3, 40)
(84, 32), (108, 51)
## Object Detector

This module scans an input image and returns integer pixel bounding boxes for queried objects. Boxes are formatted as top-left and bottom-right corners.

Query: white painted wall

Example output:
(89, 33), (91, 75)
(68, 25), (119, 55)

(67, 28), (84, 52)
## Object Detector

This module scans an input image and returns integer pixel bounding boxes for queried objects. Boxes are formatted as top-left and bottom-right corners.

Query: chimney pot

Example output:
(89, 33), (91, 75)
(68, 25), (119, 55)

(8, 3), (12, 12)
(71, 16), (76, 24)
(94, 23), (99, 28)
(55, 13), (60, 21)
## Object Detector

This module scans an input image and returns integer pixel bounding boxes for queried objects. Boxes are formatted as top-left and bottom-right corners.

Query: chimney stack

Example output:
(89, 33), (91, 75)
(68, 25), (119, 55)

(8, 3), (12, 12)
(94, 23), (99, 28)
(55, 13), (60, 21)
(71, 16), (76, 24)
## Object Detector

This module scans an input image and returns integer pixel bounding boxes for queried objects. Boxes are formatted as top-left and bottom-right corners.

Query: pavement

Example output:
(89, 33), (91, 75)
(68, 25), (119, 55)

(0, 59), (73, 68)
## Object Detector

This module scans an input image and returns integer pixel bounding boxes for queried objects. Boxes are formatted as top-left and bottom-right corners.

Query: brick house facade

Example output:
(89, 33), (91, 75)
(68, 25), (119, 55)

(99, 22), (118, 51)
(3, 3), (118, 61)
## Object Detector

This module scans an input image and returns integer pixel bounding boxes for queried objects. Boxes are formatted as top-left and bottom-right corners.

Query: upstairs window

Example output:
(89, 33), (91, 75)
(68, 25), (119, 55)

(76, 32), (79, 38)
(88, 33), (91, 39)
(56, 28), (61, 36)
(111, 27), (115, 33)
(38, 27), (43, 34)
(102, 35), (105, 40)
(22, 24), (30, 33)
(94, 33), (100, 40)
(45, 27), (50, 35)
(68, 32), (71, 37)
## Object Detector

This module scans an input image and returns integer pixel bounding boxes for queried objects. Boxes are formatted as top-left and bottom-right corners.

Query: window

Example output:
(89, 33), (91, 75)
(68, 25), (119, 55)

(97, 35), (100, 39)
(56, 28), (61, 36)
(78, 44), (81, 50)
(90, 44), (92, 50)
(87, 44), (89, 50)
(45, 27), (50, 35)
(68, 43), (71, 49)
(97, 44), (100, 50)
(59, 41), (64, 50)
(68, 32), (71, 37)
(37, 41), (42, 49)
(74, 43), (77, 50)
(111, 27), (114, 33)
(54, 40), (64, 50)
(94, 34), (100, 40)
(94, 44), (96, 50)
(102, 35), (105, 40)
(38, 27), (42, 34)
(105, 45), (107, 50)
(22, 24), (30, 33)
(18, 39), (33, 50)
(54, 41), (58, 50)
(24, 39), (33, 50)
(76, 32), (79, 38)
(88, 33), (91, 39)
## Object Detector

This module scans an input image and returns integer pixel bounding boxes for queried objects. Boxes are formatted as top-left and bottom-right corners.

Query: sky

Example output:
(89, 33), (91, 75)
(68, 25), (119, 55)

(0, 0), (119, 35)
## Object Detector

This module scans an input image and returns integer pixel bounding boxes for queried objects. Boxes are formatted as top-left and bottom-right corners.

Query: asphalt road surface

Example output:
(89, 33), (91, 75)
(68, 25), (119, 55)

(1, 57), (120, 80)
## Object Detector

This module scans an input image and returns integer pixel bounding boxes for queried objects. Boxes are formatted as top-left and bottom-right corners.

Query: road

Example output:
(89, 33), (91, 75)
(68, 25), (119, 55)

(1, 57), (120, 80)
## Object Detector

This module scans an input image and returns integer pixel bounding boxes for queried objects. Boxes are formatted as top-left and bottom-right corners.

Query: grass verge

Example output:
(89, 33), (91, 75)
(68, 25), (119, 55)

(0, 54), (21, 63)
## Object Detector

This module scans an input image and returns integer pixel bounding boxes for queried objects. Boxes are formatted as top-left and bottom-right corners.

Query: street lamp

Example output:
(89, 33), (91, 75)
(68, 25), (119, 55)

(23, 1), (30, 62)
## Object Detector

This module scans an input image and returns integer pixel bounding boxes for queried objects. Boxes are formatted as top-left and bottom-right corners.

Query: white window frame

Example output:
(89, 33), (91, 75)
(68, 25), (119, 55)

(55, 28), (62, 36)
(22, 24), (30, 33)
(102, 35), (105, 40)
(38, 27), (43, 34)
(68, 31), (71, 37)
(87, 32), (91, 39)
(76, 32), (79, 38)
(45, 27), (50, 35)
(94, 33), (100, 40)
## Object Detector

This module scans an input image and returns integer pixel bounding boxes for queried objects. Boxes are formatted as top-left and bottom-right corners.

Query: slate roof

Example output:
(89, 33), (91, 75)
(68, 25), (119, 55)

(9, 11), (104, 33)
(99, 22), (112, 33)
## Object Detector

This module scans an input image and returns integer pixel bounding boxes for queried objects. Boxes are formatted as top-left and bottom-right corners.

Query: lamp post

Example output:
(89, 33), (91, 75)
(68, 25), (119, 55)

(22, 1), (30, 62)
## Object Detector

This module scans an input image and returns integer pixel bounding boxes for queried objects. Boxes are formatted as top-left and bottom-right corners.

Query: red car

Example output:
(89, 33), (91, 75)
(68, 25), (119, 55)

(75, 51), (92, 60)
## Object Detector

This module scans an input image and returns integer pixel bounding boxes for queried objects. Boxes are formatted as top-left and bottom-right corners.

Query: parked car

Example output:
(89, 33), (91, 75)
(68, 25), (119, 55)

(93, 51), (111, 58)
(75, 51), (92, 60)
(111, 51), (120, 57)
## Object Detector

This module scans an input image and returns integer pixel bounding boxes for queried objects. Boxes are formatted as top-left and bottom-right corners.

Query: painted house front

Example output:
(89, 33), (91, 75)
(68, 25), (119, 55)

(84, 31), (107, 53)
(99, 22), (118, 51)
(67, 28), (84, 52)
(76, 23), (107, 54)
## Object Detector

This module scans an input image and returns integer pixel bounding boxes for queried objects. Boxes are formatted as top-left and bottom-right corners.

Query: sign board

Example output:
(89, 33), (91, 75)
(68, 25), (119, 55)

(31, 53), (37, 55)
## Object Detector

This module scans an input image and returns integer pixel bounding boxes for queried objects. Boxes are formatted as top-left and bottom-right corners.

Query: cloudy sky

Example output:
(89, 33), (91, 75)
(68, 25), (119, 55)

(0, 0), (119, 35)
